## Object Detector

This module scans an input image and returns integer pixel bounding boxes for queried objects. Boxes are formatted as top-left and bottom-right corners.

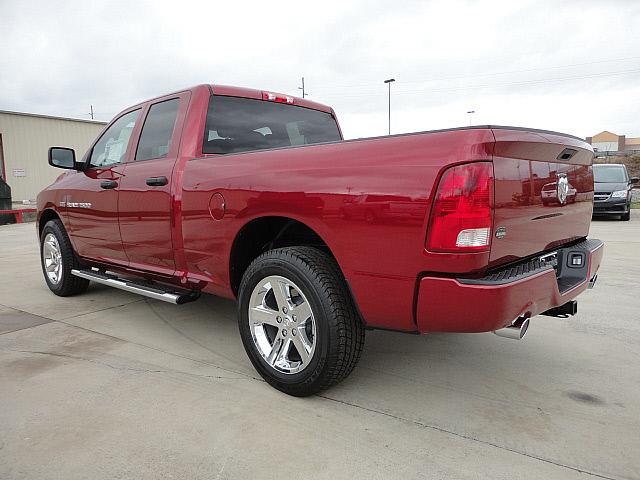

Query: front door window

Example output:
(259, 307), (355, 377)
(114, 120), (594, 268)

(89, 110), (140, 167)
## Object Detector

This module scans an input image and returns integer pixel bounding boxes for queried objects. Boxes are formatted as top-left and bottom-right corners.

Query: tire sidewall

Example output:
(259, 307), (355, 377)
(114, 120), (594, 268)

(238, 255), (333, 389)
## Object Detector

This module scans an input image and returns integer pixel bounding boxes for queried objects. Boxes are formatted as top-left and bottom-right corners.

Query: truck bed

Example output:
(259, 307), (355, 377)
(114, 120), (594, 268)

(181, 125), (595, 332)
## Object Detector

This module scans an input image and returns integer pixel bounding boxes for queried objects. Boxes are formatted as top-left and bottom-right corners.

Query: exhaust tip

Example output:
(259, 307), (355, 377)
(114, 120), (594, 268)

(493, 316), (529, 340)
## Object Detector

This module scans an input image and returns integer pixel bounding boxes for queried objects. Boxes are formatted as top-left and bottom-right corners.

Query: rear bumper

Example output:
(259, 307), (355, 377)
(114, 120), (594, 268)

(416, 238), (604, 333)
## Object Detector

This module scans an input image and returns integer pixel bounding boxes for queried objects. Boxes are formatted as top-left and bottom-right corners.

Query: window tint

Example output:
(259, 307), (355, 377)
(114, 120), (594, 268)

(203, 95), (341, 155)
(593, 165), (628, 183)
(136, 98), (180, 161)
(90, 110), (140, 167)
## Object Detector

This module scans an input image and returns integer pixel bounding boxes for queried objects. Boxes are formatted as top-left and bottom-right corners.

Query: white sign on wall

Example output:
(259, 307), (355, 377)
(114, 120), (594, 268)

(13, 168), (25, 177)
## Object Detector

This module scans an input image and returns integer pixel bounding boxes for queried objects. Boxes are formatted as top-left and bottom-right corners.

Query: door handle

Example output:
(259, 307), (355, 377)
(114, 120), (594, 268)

(100, 180), (118, 189)
(146, 176), (168, 187)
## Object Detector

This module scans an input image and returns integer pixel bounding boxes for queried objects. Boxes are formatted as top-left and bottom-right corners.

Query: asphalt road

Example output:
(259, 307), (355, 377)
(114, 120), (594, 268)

(1, 212), (639, 480)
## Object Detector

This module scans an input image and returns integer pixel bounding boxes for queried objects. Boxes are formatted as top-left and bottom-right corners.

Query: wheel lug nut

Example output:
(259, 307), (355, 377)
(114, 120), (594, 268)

(282, 329), (287, 336)
(292, 315), (296, 321)
(276, 316), (282, 323)
(292, 329), (297, 336)
(282, 307), (288, 314)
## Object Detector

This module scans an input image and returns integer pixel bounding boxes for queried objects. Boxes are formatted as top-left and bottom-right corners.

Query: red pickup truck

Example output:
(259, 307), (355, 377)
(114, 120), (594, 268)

(38, 84), (603, 396)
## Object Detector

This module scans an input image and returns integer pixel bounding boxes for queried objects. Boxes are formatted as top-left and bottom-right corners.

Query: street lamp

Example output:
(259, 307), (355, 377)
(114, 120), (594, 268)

(467, 110), (475, 126)
(384, 78), (395, 135)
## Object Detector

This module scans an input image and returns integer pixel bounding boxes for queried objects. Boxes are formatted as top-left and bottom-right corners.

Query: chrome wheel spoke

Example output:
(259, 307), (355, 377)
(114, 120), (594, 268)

(267, 337), (288, 366)
(250, 306), (281, 327)
(271, 279), (291, 312)
(290, 301), (312, 323)
(291, 331), (311, 364)
(276, 338), (292, 366)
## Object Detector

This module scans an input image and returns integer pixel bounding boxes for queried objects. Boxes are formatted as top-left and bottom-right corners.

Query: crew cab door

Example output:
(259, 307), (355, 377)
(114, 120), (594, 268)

(117, 93), (189, 275)
(66, 108), (141, 264)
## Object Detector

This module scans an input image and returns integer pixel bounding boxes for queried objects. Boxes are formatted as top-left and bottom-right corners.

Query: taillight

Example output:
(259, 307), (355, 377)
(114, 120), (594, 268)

(426, 161), (494, 252)
(262, 91), (294, 104)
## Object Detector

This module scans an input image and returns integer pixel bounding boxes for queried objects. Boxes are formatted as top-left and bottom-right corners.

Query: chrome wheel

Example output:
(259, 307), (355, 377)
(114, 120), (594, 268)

(42, 233), (63, 284)
(248, 275), (316, 374)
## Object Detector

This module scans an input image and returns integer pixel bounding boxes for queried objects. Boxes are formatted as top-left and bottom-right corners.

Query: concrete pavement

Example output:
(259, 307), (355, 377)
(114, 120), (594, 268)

(1, 213), (639, 479)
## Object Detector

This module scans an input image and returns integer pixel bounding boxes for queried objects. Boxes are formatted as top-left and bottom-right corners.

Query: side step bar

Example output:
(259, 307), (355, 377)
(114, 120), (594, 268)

(71, 269), (200, 305)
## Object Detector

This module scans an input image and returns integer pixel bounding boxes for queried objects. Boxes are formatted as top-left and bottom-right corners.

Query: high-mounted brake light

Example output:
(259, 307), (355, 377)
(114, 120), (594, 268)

(262, 91), (294, 104)
(426, 161), (494, 253)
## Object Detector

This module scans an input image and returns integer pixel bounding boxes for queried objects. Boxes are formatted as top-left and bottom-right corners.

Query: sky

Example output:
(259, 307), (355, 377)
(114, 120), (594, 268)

(1, 0), (639, 140)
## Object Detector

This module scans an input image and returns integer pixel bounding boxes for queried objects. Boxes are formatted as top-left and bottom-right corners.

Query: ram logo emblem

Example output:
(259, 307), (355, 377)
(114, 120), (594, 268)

(556, 174), (569, 205)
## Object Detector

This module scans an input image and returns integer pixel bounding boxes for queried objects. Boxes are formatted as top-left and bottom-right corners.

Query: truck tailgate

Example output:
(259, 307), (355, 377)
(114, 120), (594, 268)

(490, 128), (594, 267)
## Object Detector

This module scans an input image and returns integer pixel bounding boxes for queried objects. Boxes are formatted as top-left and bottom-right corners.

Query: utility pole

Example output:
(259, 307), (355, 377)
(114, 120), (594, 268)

(384, 78), (395, 135)
(298, 77), (306, 98)
(467, 110), (475, 126)
(89, 105), (94, 120)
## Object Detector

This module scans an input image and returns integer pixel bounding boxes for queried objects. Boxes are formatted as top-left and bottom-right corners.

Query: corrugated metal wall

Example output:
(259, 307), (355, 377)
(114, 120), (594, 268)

(0, 111), (106, 202)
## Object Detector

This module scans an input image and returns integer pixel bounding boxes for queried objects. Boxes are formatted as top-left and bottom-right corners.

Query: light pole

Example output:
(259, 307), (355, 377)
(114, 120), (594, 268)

(467, 110), (475, 126)
(298, 77), (306, 98)
(384, 78), (395, 135)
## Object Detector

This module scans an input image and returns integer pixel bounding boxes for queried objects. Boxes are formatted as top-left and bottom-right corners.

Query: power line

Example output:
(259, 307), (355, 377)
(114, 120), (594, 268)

(310, 56), (640, 91)
(320, 67), (640, 99)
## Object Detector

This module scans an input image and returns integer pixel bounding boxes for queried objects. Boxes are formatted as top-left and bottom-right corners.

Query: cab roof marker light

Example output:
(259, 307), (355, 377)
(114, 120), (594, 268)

(262, 92), (294, 104)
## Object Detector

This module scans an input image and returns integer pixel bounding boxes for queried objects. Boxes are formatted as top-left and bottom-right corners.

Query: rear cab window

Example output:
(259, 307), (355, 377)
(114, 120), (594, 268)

(202, 95), (341, 155)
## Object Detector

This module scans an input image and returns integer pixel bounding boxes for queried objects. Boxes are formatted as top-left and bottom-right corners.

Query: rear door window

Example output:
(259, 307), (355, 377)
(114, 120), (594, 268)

(135, 98), (180, 161)
(203, 95), (341, 154)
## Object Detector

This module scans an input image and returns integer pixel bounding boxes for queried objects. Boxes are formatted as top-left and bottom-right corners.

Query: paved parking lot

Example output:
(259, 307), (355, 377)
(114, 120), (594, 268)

(1, 213), (639, 480)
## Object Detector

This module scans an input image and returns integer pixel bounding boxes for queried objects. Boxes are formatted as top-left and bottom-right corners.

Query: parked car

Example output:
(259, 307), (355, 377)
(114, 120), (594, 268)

(37, 84), (603, 396)
(592, 163), (638, 221)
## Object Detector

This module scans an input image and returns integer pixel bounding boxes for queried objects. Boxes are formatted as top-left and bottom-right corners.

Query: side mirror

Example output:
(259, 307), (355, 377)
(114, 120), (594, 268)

(630, 177), (639, 185)
(48, 147), (80, 170)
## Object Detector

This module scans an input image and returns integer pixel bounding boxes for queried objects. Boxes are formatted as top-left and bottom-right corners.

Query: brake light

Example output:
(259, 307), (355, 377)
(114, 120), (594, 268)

(262, 91), (294, 104)
(426, 161), (493, 252)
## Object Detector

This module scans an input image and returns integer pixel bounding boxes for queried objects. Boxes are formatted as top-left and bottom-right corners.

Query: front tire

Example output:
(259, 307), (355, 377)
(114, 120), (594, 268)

(40, 219), (89, 296)
(621, 210), (630, 221)
(238, 247), (364, 397)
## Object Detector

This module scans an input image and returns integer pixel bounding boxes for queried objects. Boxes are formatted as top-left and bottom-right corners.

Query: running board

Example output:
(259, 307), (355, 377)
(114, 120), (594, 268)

(71, 269), (200, 305)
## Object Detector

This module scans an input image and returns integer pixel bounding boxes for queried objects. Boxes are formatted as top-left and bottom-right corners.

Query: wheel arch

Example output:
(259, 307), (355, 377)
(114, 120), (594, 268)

(38, 208), (62, 239)
(229, 216), (341, 297)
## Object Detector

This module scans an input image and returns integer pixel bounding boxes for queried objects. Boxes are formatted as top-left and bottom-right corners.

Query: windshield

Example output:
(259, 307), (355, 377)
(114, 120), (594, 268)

(202, 95), (342, 154)
(593, 165), (628, 183)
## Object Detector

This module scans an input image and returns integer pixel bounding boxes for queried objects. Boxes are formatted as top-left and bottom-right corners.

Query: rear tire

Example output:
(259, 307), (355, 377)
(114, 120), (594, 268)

(237, 247), (364, 397)
(40, 219), (89, 296)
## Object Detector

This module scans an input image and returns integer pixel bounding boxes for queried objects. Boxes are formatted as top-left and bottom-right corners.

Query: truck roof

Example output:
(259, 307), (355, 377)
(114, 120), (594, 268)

(210, 84), (334, 114)
(117, 84), (335, 120)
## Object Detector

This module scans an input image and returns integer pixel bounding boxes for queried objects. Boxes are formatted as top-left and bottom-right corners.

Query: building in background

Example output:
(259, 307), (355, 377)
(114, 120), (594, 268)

(586, 131), (640, 157)
(0, 110), (106, 203)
